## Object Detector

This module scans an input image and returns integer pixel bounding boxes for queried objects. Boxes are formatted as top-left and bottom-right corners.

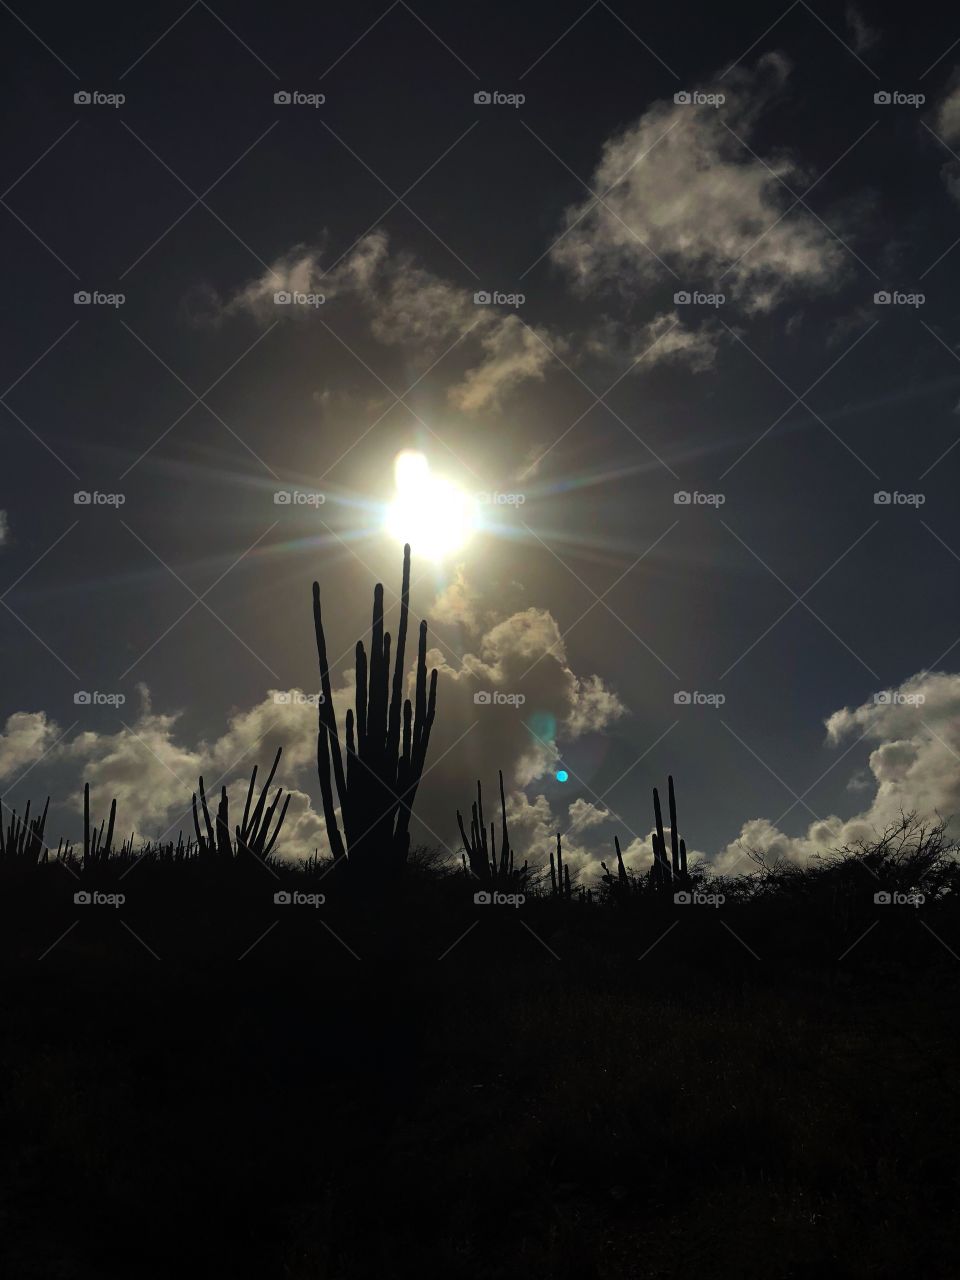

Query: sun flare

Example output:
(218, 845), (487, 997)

(384, 450), (479, 562)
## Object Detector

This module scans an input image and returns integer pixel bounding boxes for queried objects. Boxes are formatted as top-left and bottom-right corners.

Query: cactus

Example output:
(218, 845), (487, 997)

(82, 784), (117, 870)
(0, 797), (50, 864)
(457, 770), (528, 887)
(549, 833), (574, 899)
(313, 543), (438, 882)
(193, 747), (289, 862)
(649, 775), (687, 889)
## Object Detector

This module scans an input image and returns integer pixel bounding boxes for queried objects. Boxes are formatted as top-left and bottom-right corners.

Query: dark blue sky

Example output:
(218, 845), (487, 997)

(2, 0), (959, 871)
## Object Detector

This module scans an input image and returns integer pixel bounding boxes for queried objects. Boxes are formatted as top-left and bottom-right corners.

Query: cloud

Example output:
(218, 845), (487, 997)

(845, 5), (880, 53)
(0, 711), (60, 784)
(713, 670), (960, 874)
(221, 231), (559, 411)
(936, 82), (960, 146)
(447, 315), (557, 412)
(551, 53), (846, 313)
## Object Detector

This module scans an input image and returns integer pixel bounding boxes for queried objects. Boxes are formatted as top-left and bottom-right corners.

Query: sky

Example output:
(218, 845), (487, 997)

(2, 0), (960, 880)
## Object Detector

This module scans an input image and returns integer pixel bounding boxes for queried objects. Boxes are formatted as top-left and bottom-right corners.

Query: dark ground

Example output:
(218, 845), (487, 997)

(1, 859), (958, 1279)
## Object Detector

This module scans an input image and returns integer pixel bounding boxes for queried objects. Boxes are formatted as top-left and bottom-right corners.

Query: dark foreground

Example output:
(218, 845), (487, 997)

(1, 859), (958, 1279)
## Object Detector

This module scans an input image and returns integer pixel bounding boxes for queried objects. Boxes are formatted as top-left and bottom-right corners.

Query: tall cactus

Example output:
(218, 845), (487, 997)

(457, 770), (527, 887)
(650, 775), (687, 888)
(82, 784), (117, 870)
(313, 543), (438, 881)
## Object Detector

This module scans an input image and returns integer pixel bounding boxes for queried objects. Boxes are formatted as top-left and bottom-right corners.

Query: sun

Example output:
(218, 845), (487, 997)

(384, 450), (479, 562)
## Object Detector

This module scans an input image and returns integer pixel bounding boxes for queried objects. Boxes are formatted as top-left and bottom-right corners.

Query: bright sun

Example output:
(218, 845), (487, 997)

(384, 450), (479, 562)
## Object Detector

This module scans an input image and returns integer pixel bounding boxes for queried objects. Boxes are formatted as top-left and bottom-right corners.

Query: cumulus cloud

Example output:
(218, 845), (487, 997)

(551, 53), (845, 313)
(713, 670), (960, 874)
(0, 711), (60, 783)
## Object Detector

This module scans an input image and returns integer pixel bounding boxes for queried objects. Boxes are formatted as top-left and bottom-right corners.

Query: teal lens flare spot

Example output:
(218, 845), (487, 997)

(556, 770), (569, 782)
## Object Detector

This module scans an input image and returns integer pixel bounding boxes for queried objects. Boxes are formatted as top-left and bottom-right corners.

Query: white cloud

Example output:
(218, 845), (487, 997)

(222, 231), (559, 412)
(0, 711), (60, 783)
(713, 670), (960, 874)
(551, 53), (845, 313)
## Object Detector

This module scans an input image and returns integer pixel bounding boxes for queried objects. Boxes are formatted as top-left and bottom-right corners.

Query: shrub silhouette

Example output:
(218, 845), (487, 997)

(192, 746), (289, 863)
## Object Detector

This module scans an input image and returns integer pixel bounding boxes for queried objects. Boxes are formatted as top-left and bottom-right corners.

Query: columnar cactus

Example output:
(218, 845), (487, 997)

(193, 747), (289, 862)
(549, 833), (573, 899)
(457, 770), (528, 887)
(83, 784), (117, 870)
(0, 797), (50, 864)
(650, 775), (687, 888)
(313, 543), (438, 881)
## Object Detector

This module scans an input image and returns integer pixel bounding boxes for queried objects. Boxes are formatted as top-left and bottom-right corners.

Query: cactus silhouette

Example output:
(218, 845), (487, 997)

(650, 775), (687, 888)
(0, 797), (50, 864)
(193, 747), (288, 861)
(457, 770), (528, 887)
(313, 543), (437, 882)
(82, 784), (116, 870)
